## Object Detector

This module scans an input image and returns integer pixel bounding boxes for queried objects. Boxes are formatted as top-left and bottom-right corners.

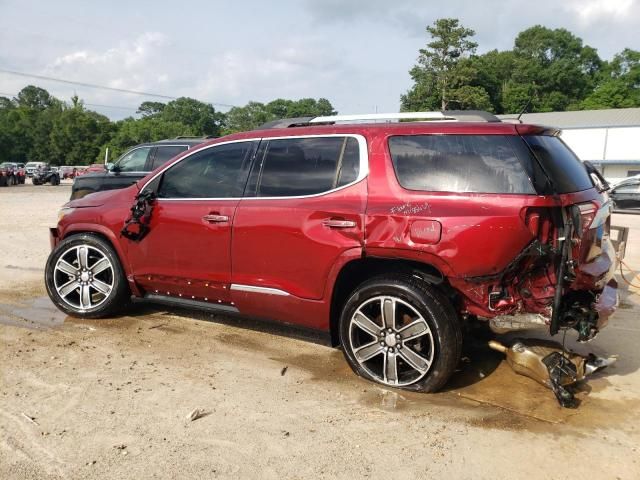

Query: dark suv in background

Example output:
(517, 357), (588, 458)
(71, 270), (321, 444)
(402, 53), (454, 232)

(70, 137), (212, 200)
(46, 111), (617, 393)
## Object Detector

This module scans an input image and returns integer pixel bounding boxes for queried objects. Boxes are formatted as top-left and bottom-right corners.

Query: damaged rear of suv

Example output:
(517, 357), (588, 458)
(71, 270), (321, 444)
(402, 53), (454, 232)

(45, 111), (618, 393)
(385, 127), (618, 343)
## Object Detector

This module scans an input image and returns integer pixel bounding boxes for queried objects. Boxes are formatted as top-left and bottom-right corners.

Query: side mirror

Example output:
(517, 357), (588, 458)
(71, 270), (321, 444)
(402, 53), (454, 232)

(106, 162), (115, 171)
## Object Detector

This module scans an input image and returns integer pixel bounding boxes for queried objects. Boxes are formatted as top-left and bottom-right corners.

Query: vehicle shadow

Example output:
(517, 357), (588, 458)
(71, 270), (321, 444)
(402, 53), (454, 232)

(123, 301), (331, 346)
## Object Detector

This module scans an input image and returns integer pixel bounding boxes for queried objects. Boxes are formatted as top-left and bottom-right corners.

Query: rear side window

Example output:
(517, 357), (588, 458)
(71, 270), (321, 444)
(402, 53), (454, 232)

(388, 135), (535, 194)
(523, 136), (593, 193)
(255, 136), (360, 197)
(151, 145), (189, 170)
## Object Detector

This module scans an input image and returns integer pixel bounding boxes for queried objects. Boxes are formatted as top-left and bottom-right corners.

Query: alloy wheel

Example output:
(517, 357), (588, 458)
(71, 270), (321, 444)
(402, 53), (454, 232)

(348, 295), (435, 387)
(53, 245), (114, 311)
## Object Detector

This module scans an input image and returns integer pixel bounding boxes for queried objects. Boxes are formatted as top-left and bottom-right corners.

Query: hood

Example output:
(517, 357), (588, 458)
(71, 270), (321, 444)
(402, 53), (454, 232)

(66, 184), (137, 208)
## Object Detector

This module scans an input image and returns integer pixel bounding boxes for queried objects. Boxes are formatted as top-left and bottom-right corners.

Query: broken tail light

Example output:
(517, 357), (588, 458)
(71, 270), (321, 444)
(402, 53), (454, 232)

(571, 202), (598, 238)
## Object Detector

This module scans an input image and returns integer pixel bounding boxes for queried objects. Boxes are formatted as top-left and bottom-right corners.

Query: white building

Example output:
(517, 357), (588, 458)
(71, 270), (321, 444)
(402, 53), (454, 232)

(502, 108), (640, 183)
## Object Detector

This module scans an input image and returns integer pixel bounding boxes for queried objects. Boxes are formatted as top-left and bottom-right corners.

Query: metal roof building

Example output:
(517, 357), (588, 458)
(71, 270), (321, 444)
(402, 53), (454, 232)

(500, 108), (640, 182)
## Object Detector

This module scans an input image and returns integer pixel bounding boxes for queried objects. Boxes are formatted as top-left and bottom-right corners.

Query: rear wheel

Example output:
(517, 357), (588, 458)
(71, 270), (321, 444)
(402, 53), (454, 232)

(45, 234), (129, 318)
(339, 274), (462, 392)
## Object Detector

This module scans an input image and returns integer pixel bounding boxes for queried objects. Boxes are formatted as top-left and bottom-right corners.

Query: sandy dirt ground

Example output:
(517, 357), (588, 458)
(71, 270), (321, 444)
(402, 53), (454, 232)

(1, 183), (639, 479)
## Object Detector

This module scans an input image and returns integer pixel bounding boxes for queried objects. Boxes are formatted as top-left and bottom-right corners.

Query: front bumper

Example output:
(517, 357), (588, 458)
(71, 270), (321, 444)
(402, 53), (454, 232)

(49, 227), (60, 250)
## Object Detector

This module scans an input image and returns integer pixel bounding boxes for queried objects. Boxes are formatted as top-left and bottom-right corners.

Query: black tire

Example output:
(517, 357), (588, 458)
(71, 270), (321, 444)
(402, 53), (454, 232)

(52, 174), (60, 186)
(0, 176), (6, 187)
(45, 233), (130, 318)
(32, 178), (40, 185)
(339, 274), (462, 393)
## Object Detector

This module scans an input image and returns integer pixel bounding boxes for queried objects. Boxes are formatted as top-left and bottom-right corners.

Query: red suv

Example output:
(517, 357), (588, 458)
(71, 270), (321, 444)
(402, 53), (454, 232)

(45, 111), (618, 392)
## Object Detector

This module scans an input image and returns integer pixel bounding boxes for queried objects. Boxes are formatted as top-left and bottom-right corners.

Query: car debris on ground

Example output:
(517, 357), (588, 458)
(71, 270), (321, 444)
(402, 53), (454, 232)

(489, 339), (617, 407)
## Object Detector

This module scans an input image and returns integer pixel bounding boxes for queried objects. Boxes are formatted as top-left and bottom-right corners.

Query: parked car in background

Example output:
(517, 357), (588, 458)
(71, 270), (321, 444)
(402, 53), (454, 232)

(32, 164), (61, 185)
(85, 164), (107, 174)
(610, 176), (640, 209)
(25, 161), (47, 177)
(0, 162), (26, 186)
(46, 111), (617, 393)
(70, 137), (212, 200)
(60, 166), (77, 179)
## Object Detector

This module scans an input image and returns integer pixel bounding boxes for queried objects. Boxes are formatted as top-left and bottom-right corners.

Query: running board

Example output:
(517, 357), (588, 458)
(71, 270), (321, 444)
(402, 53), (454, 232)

(134, 294), (240, 314)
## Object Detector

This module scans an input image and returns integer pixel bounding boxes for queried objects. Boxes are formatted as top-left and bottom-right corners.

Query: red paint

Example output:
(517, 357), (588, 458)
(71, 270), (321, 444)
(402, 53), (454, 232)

(52, 121), (617, 333)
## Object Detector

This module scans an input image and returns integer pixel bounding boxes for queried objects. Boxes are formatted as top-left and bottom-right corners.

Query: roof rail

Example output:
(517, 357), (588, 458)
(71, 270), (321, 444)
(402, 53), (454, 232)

(257, 110), (501, 129)
(258, 117), (315, 129)
(311, 110), (501, 123)
(170, 135), (218, 140)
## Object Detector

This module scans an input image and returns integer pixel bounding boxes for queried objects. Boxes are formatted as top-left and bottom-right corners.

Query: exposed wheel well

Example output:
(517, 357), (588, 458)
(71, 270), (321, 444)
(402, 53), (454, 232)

(61, 230), (124, 266)
(329, 257), (453, 346)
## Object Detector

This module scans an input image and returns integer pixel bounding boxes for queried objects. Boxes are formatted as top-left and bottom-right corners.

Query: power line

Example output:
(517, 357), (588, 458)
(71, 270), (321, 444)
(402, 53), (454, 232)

(0, 91), (140, 111)
(0, 68), (237, 108)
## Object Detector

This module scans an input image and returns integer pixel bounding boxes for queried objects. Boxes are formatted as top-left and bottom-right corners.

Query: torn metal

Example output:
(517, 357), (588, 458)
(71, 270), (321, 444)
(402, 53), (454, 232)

(121, 190), (156, 242)
(489, 338), (617, 408)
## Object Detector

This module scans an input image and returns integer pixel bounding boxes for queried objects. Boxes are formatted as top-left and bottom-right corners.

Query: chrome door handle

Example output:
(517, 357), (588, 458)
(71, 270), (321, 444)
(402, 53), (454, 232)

(203, 214), (229, 223)
(323, 219), (357, 228)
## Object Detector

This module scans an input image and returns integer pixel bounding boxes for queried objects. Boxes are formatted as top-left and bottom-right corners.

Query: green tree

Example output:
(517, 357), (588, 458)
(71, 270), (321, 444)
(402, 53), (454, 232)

(581, 48), (640, 109)
(15, 85), (57, 110)
(160, 97), (223, 136)
(224, 98), (337, 133)
(106, 116), (194, 159)
(501, 26), (602, 112)
(49, 100), (113, 165)
(401, 18), (489, 111)
(137, 101), (166, 118)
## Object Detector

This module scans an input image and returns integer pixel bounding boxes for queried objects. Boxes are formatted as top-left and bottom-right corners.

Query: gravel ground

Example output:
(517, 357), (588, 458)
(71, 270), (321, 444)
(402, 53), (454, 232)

(1, 183), (639, 479)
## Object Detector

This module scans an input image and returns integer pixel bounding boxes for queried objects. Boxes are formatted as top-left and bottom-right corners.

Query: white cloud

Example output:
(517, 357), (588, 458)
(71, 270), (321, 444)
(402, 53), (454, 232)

(47, 32), (170, 93)
(195, 42), (343, 104)
(564, 0), (634, 23)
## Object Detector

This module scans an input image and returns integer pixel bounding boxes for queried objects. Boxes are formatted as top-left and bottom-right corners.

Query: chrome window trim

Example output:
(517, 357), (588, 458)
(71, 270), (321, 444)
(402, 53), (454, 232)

(230, 284), (290, 296)
(142, 134), (369, 201)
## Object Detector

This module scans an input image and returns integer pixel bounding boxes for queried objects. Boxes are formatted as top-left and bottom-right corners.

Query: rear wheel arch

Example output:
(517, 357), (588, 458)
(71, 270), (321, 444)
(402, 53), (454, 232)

(328, 257), (454, 347)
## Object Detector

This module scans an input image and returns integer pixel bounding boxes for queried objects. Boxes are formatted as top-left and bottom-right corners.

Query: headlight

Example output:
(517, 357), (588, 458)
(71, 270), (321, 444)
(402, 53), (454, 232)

(58, 207), (75, 222)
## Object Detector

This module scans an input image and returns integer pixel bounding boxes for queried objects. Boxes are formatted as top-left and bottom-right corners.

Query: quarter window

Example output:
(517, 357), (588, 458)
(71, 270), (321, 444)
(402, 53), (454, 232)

(157, 142), (255, 198)
(388, 135), (536, 194)
(151, 145), (189, 170)
(255, 137), (360, 197)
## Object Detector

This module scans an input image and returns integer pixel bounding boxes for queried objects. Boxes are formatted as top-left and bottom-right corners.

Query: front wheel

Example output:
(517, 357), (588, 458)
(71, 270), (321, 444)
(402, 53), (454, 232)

(339, 274), (462, 392)
(45, 234), (130, 318)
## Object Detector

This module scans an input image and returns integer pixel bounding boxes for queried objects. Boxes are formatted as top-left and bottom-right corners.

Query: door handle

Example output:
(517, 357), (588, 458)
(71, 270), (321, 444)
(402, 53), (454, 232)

(203, 214), (229, 223)
(323, 219), (357, 229)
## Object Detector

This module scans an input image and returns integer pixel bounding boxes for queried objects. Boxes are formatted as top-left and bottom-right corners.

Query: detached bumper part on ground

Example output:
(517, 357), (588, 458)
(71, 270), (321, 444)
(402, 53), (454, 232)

(489, 339), (617, 408)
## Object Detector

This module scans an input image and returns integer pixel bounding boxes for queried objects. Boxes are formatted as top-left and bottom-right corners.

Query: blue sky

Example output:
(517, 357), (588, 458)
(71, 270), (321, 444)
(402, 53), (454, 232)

(1, 0), (639, 119)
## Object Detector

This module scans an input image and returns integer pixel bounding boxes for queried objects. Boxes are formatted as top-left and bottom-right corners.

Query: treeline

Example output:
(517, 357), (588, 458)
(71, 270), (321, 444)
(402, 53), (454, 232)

(402, 20), (640, 113)
(1, 19), (639, 165)
(0, 88), (335, 165)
